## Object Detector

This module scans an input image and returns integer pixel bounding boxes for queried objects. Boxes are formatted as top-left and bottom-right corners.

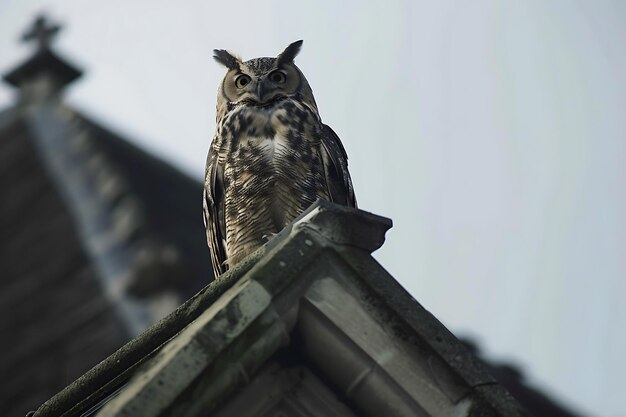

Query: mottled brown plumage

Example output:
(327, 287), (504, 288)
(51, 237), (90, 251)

(204, 40), (356, 277)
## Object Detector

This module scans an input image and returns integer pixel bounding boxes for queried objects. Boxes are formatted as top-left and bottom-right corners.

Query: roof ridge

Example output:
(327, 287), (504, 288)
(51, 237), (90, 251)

(26, 103), (185, 334)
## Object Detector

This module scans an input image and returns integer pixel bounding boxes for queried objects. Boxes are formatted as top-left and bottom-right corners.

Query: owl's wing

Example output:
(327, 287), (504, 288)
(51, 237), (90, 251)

(203, 146), (228, 277)
(320, 124), (357, 208)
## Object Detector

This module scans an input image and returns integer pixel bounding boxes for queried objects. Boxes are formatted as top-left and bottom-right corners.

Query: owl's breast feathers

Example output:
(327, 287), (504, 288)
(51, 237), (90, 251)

(204, 97), (355, 276)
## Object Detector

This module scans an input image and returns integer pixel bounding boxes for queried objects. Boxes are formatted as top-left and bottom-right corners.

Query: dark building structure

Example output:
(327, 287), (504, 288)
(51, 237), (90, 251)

(31, 202), (532, 417)
(0, 15), (210, 417)
(2, 15), (582, 417)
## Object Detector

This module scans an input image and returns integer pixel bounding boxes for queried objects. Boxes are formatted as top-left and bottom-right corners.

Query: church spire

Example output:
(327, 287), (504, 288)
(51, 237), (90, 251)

(2, 14), (82, 104)
(21, 15), (61, 51)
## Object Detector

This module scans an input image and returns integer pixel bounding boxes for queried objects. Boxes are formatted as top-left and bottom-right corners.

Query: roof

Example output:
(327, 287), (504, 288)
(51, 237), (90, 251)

(3, 48), (82, 89)
(3, 98), (211, 329)
(31, 201), (530, 417)
(0, 107), (128, 417)
(0, 15), (212, 416)
(73, 112), (212, 300)
(0, 100), (212, 414)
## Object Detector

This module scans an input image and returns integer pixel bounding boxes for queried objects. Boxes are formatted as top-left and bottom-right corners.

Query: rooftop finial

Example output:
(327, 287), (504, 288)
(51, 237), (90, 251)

(3, 13), (82, 101)
(21, 15), (61, 51)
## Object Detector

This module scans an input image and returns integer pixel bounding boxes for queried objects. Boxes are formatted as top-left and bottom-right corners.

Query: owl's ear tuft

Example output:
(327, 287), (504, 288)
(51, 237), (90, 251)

(213, 49), (241, 70)
(276, 40), (303, 66)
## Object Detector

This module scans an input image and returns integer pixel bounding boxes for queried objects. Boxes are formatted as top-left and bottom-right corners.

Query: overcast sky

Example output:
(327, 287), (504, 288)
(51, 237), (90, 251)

(1, 1), (625, 415)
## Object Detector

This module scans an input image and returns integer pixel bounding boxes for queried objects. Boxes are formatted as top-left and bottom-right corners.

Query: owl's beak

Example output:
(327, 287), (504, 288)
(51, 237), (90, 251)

(255, 80), (268, 104)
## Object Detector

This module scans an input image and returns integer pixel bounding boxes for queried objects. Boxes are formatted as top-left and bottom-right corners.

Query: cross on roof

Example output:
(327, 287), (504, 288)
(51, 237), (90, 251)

(21, 15), (61, 50)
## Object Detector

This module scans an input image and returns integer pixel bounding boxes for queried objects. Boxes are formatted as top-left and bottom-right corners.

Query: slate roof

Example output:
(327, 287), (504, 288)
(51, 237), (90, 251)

(0, 15), (211, 417)
(0, 104), (211, 416)
(467, 343), (584, 417)
(72, 112), (212, 299)
(0, 107), (128, 417)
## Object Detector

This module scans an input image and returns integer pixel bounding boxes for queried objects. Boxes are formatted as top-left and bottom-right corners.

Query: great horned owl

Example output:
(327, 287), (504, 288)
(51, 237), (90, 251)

(204, 40), (356, 277)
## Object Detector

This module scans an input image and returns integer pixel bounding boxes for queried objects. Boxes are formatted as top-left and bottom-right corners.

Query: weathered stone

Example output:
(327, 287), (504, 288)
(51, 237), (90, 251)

(32, 201), (530, 417)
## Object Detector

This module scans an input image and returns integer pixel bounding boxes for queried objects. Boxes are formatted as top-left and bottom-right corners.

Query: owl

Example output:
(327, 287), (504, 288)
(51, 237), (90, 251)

(204, 40), (356, 278)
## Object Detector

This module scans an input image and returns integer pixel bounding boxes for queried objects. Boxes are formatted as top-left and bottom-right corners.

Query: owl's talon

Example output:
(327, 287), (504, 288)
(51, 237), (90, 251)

(262, 233), (277, 242)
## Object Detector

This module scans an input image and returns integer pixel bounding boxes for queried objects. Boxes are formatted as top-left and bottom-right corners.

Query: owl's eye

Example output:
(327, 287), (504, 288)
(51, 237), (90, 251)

(268, 70), (286, 84)
(234, 74), (251, 89)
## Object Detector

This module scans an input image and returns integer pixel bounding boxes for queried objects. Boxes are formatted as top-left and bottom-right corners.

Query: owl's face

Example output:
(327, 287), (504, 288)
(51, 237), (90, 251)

(214, 41), (317, 119)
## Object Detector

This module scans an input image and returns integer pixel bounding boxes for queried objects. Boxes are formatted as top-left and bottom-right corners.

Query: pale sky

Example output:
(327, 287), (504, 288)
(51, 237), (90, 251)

(1, 1), (625, 416)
